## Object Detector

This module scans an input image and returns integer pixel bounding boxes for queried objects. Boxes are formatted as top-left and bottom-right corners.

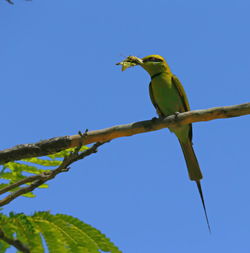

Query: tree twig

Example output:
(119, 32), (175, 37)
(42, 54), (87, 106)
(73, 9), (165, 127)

(0, 103), (249, 164)
(0, 175), (41, 195)
(0, 228), (30, 253)
(0, 142), (106, 207)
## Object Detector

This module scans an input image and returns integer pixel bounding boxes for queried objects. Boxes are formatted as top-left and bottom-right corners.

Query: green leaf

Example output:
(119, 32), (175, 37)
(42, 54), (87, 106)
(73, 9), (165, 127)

(48, 146), (89, 159)
(22, 157), (62, 167)
(0, 172), (25, 181)
(54, 214), (122, 253)
(0, 241), (10, 253)
(0, 145), (89, 199)
(0, 211), (122, 252)
(5, 162), (49, 174)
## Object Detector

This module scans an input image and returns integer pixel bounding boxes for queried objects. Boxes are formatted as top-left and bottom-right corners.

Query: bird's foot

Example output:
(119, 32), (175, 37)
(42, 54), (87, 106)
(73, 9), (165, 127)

(151, 117), (158, 122)
(174, 112), (180, 119)
(151, 115), (165, 122)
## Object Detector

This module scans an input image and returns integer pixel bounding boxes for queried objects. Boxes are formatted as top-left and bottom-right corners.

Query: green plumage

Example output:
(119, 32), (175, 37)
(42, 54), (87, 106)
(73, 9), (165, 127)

(148, 68), (202, 180)
(117, 55), (210, 231)
(141, 55), (203, 181)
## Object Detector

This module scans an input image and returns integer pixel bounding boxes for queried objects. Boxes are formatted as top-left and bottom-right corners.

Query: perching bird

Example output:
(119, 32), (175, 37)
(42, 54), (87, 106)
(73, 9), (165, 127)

(117, 55), (210, 232)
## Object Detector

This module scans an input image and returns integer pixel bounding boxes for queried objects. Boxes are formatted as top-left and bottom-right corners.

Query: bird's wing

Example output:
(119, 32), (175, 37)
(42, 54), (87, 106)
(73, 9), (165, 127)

(171, 75), (191, 111)
(149, 82), (165, 117)
(172, 75), (193, 140)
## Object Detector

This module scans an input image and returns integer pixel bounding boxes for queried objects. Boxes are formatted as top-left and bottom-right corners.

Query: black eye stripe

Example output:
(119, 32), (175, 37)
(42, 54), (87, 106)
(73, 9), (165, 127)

(143, 57), (163, 63)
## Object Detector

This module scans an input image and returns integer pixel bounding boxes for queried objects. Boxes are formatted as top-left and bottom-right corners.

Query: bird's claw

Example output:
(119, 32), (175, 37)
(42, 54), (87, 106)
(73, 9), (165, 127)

(151, 117), (158, 122)
(174, 112), (180, 119)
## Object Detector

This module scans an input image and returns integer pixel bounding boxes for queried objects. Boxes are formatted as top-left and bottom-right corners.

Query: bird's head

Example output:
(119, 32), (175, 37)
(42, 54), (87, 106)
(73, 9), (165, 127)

(116, 55), (170, 77)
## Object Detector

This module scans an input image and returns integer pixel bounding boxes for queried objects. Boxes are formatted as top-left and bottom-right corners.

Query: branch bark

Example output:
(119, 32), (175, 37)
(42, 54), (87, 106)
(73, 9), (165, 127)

(0, 103), (249, 164)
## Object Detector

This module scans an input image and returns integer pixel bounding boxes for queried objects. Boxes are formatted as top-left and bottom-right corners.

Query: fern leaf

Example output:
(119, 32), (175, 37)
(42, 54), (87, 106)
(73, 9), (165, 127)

(0, 145), (89, 199)
(0, 212), (122, 253)
(34, 217), (72, 252)
(34, 212), (122, 253)
(5, 162), (49, 175)
(0, 241), (10, 253)
(22, 157), (62, 167)
(0, 172), (25, 181)
(56, 214), (122, 253)
(48, 146), (89, 159)
(10, 213), (44, 252)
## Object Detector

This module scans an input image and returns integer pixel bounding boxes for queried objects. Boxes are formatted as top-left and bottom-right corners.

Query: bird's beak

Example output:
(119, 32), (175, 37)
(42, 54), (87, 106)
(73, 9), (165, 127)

(116, 56), (143, 71)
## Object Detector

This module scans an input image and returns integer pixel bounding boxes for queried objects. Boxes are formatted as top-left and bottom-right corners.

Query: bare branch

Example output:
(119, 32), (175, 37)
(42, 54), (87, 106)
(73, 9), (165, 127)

(0, 142), (106, 207)
(0, 103), (249, 164)
(0, 228), (30, 253)
(0, 175), (41, 195)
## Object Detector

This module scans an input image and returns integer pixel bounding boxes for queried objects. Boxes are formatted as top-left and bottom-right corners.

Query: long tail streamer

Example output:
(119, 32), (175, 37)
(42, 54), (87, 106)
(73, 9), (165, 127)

(196, 181), (211, 233)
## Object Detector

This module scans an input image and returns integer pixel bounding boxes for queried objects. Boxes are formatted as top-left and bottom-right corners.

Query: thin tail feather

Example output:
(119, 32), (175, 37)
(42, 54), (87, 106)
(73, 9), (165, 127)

(196, 180), (211, 233)
(179, 139), (211, 232)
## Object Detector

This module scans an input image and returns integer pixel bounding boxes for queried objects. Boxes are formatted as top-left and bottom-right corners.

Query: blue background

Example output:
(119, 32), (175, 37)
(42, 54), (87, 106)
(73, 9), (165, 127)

(1, 0), (250, 252)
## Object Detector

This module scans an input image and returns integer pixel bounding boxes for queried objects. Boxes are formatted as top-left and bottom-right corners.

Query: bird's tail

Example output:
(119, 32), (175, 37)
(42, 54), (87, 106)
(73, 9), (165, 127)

(179, 139), (211, 232)
(178, 139), (202, 181)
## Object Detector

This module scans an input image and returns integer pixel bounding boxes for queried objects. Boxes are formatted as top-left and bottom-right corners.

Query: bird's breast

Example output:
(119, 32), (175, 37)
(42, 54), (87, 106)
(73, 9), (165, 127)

(150, 74), (183, 116)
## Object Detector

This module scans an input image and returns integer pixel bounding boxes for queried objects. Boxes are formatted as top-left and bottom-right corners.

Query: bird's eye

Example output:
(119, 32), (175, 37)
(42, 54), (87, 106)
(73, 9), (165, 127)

(143, 57), (163, 63)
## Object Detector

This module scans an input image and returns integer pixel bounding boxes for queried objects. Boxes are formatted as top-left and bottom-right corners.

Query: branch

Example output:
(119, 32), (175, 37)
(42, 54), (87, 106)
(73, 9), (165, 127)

(0, 103), (249, 164)
(0, 228), (30, 253)
(0, 175), (41, 195)
(0, 142), (106, 207)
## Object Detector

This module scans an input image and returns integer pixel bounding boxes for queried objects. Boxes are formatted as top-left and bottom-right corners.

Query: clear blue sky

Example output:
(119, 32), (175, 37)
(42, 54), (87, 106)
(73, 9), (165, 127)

(1, 0), (250, 252)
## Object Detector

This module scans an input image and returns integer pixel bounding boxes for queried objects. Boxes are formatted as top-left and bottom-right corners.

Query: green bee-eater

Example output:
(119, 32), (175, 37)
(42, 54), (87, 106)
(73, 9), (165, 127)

(117, 55), (210, 231)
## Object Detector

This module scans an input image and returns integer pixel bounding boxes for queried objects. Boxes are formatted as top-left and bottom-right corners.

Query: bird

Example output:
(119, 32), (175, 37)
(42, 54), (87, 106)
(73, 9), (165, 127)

(116, 55), (211, 232)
